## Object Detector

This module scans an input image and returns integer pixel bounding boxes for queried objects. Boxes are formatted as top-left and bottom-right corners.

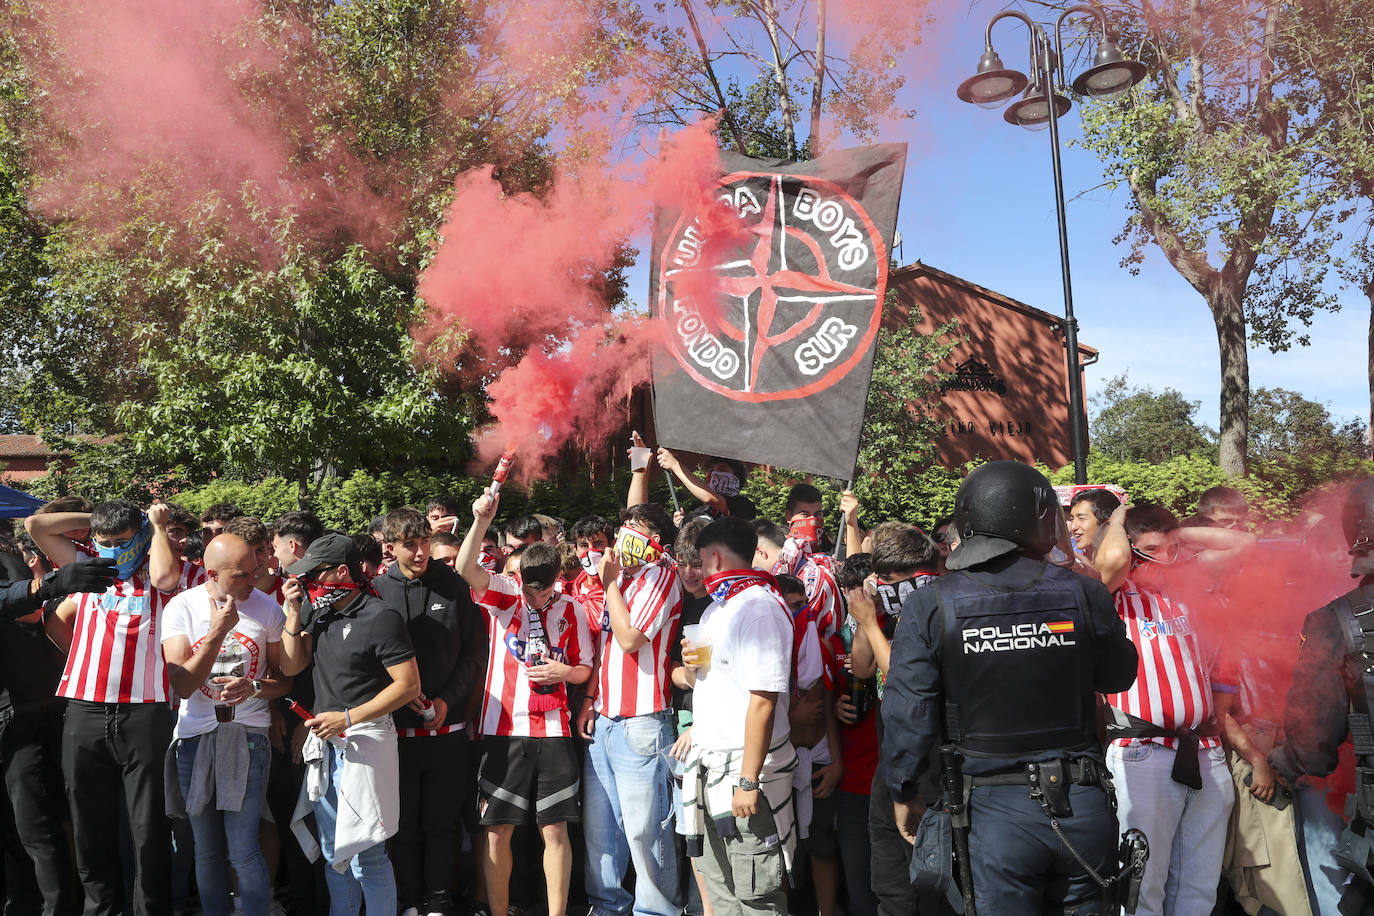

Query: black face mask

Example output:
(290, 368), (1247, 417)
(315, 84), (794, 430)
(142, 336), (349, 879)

(875, 577), (919, 618)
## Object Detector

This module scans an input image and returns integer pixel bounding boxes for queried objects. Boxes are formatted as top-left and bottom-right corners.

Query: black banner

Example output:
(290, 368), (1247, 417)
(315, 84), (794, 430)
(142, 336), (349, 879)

(650, 142), (907, 480)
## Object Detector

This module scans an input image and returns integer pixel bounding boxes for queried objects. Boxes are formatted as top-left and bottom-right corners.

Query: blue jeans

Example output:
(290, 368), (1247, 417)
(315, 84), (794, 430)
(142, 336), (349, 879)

(1107, 742), (1235, 916)
(1295, 780), (1348, 915)
(967, 782), (1119, 915)
(174, 731), (271, 916)
(584, 711), (681, 916)
(315, 741), (397, 916)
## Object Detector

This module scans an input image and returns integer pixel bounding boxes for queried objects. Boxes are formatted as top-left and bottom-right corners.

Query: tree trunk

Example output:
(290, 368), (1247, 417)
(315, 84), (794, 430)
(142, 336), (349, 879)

(679, 0), (748, 156)
(758, 0), (797, 160)
(808, 0), (826, 156)
(1367, 276), (1374, 455)
(1211, 283), (1250, 476)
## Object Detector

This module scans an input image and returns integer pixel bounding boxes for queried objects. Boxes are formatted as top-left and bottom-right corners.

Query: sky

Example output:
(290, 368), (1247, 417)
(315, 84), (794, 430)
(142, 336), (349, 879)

(890, 6), (1369, 429)
(625, 2), (1369, 434)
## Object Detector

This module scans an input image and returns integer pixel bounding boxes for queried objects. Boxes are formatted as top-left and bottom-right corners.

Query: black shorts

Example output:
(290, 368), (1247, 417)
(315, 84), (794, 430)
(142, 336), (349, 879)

(802, 773), (840, 857)
(477, 735), (581, 826)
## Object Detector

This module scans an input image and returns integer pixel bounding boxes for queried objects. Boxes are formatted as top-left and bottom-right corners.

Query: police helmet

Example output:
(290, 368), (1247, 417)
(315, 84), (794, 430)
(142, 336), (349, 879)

(1343, 477), (1374, 576)
(945, 461), (1060, 571)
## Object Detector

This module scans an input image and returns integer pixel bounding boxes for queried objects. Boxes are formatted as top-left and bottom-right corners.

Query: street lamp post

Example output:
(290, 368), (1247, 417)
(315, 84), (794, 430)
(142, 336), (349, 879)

(956, 6), (1145, 485)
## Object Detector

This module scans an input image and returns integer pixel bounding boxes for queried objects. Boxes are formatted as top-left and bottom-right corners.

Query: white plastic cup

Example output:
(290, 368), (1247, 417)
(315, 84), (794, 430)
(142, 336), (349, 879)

(681, 623), (711, 669)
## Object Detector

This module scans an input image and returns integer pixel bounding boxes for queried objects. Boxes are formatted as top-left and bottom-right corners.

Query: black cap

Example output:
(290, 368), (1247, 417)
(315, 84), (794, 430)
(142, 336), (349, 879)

(284, 533), (361, 577)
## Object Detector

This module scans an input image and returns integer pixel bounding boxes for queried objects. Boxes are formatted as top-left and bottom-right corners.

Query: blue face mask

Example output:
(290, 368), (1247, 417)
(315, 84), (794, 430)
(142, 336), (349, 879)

(95, 519), (153, 581)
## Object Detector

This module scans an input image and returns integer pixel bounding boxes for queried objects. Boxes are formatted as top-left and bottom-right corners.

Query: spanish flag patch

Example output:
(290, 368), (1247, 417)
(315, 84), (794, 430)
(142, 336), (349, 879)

(1046, 621), (1075, 635)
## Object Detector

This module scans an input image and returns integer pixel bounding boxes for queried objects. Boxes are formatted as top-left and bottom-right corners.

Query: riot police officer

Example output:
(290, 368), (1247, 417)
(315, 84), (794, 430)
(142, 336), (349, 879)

(1269, 477), (1374, 915)
(881, 461), (1139, 914)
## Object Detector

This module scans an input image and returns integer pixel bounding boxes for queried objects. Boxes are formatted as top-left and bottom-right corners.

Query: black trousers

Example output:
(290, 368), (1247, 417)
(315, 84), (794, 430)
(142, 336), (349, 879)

(2, 709), (77, 916)
(966, 783), (1118, 915)
(393, 731), (474, 908)
(61, 700), (172, 916)
(868, 771), (954, 916)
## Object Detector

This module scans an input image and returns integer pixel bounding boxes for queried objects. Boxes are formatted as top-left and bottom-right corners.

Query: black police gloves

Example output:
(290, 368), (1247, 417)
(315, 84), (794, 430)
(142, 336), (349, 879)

(34, 557), (118, 603)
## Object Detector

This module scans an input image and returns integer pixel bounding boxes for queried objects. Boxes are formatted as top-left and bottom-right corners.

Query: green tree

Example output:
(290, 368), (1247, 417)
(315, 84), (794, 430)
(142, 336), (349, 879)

(118, 244), (474, 506)
(855, 308), (959, 484)
(1089, 373), (1214, 463)
(1247, 387), (1369, 464)
(1076, 0), (1337, 476)
(0, 0), (636, 497)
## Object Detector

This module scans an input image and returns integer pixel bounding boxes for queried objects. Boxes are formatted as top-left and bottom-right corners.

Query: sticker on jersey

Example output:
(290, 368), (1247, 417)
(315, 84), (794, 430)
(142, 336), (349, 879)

(100, 592), (150, 616)
(1137, 616), (1193, 640)
(649, 143), (906, 481)
(962, 621), (1077, 654)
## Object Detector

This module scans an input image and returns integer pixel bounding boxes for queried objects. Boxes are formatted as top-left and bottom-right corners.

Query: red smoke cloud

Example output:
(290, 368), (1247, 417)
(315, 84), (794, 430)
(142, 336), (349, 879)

(416, 119), (745, 477)
(1136, 487), (1361, 810)
(13, 0), (399, 251)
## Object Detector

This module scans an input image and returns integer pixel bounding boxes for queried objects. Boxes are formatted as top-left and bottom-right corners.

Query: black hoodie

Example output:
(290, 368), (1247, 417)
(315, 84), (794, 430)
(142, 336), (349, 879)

(374, 560), (487, 730)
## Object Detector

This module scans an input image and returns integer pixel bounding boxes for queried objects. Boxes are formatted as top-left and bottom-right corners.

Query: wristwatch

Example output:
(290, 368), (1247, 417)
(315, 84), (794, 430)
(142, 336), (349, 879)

(251, 679), (264, 698)
(737, 776), (760, 792)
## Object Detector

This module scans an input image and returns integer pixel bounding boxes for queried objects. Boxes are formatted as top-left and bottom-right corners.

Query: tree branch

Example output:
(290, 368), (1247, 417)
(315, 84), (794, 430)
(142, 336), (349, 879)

(678, 0), (748, 155)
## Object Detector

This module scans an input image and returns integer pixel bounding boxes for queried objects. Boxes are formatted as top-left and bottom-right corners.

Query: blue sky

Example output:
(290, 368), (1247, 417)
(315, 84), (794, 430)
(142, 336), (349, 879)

(624, 3), (1369, 433)
(894, 6), (1368, 429)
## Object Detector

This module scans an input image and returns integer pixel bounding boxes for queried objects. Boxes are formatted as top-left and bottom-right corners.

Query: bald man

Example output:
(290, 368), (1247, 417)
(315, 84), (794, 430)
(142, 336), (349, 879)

(162, 534), (291, 916)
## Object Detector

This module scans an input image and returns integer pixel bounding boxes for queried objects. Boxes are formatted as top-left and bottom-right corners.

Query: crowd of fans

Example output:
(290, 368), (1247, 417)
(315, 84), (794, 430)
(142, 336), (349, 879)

(0, 447), (1358, 916)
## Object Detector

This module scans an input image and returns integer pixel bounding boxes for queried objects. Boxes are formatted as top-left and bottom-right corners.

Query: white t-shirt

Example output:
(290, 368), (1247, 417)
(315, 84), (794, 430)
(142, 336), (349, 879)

(162, 585), (285, 738)
(691, 583), (794, 753)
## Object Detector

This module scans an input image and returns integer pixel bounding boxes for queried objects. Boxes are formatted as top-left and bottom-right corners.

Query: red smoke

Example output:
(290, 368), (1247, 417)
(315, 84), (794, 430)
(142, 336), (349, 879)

(1137, 487), (1361, 809)
(416, 120), (741, 477)
(12, 0), (400, 252)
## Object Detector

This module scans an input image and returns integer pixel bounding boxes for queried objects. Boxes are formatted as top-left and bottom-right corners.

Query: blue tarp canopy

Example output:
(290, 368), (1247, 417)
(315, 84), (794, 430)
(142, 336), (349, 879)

(0, 483), (44, 518)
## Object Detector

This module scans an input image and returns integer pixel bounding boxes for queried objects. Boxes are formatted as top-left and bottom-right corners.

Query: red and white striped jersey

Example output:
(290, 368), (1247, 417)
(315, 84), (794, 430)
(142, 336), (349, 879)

(1106, 578), (1219, 749)
(179, 560), (208, 592)
(58, 566), (171, 704)
(595, 559), (681, 719)
(800, 558), (842, 640)
(475, 573), (593, 739)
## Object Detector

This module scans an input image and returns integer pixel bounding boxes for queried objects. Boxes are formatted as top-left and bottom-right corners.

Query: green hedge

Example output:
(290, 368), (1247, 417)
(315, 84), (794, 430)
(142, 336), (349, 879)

(20, 448), (1373, 535)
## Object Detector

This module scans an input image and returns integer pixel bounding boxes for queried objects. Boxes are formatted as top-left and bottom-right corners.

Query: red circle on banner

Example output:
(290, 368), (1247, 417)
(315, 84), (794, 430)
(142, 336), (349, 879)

(657, 171), (888, 403)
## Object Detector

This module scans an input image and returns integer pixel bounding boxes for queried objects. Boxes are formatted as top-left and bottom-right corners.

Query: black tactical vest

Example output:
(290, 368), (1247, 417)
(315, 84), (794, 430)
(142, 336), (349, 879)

(1334, 584), (1374, 820)
(938, 561), (1099, 758)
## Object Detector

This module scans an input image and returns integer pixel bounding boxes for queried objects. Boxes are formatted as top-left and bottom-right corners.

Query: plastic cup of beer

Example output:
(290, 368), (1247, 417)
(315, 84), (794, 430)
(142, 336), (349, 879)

(682, 624), (711, 670)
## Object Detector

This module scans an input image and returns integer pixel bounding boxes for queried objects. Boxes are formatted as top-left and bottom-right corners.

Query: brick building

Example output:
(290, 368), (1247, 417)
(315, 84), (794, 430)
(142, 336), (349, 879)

(887, 261), (1096, 468)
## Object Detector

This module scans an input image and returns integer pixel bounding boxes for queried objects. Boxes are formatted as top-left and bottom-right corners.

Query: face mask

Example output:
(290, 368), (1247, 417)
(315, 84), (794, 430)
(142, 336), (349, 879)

(875, 577), (918, 618)
(479, 545), (498, 572)
(578, 549), (604, 576)
(95, 519), (153, 581)
(614, 526), (663, 569)
(708, 470), (741, 498)
(306, 579), (360, 614)
(789, 516), (822, 548)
